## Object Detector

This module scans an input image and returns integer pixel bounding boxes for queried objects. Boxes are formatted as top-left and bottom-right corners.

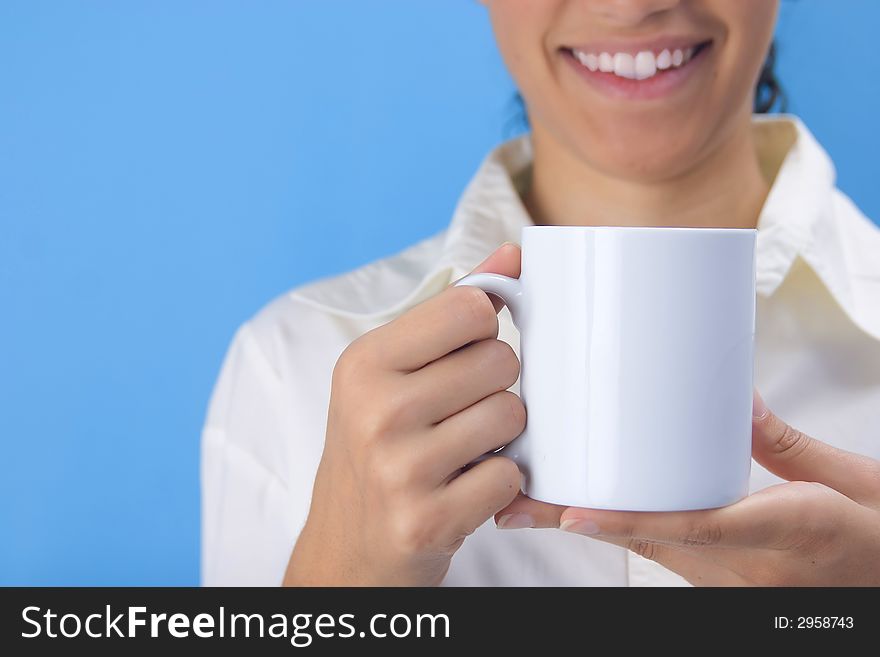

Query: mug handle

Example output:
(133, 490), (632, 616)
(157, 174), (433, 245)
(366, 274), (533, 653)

(453, 273), (524, 329)
(453, 273), (526, 466)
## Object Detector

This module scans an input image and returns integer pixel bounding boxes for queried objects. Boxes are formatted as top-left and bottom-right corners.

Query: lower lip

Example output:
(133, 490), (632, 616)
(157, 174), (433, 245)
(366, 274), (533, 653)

(562, 44), (712, 101)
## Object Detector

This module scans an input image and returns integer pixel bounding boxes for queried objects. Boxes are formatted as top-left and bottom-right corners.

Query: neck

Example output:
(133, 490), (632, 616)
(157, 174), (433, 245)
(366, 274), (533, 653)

(525, 115), (770, 230)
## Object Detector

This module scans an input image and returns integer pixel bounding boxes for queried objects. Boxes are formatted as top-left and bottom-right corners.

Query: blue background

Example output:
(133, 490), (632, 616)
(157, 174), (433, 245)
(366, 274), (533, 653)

(1, 1), (878, 585)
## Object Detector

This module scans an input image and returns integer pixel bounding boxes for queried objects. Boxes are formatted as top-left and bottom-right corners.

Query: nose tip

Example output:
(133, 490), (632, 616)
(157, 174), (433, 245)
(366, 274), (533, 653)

(587, 0), (682, 26)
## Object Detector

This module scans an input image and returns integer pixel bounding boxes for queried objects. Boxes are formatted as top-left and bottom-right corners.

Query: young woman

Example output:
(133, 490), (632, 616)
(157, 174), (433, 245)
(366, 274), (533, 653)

(201, 0), (880, 586)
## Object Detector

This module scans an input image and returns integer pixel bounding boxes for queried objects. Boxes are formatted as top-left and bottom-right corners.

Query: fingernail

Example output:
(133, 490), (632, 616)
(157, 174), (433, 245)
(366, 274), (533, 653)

(560, 518), (600, 535)
(496, 513), (534, 530)
(752, 389), (769, 420)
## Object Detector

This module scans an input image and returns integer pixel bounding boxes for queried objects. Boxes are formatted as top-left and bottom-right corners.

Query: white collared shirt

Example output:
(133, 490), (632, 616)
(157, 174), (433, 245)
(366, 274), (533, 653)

(201, 116), (880, 586)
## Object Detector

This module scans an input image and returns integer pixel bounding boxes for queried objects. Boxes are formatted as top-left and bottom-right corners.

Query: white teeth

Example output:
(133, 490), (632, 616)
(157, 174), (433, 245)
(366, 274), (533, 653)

(583, 52), (599, 71)
(585, 53), (599, 71)
(573, 45), (699, 81)
(656, 49), (672, 70)
(575, 50), (599, 72)
(634, 51), (657, 80)
(613, 52), (636, 79)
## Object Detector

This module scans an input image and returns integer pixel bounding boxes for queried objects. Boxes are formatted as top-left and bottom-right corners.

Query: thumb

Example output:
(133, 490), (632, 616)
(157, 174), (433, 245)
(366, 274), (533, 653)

(452, 241), (522, 313)
(751, 389), (879, 506)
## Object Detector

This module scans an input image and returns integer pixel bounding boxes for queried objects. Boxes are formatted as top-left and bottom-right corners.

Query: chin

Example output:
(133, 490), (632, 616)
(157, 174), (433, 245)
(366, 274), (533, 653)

(576, 130), (709, 183)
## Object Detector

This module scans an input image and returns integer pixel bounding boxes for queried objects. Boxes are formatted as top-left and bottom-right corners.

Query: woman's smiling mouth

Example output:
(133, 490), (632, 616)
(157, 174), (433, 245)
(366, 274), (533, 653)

(561, 38), (714, 101)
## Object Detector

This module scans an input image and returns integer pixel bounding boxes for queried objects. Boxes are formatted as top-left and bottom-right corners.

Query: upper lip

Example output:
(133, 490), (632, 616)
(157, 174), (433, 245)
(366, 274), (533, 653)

(564, 36), (711, 56)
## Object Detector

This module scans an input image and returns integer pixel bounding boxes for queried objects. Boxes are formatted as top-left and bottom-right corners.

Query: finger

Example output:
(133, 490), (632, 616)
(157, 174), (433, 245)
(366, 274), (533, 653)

(372, 285), (498, 372)
(556, 483), (813, 549)
(420, 390), (526, 484)
(752, 389), (880, 506)
(495, 496), (754, 585)
(450, 242), (522, 313)
(494, 493), (567, 529)
(592, 535), (752, 587)
(440, 456), (522, 537)
(374, 243), (521, 372)
(408, 338), (520, 424)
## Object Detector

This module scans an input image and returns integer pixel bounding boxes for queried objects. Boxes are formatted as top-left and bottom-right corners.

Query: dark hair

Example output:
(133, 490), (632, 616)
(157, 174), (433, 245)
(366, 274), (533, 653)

(507, 41), (786, 133)
(754, 42), (786, 113)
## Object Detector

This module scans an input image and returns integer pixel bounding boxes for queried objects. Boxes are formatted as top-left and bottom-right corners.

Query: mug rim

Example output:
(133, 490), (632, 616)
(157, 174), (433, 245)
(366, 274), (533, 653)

(523, 225), (757, 234)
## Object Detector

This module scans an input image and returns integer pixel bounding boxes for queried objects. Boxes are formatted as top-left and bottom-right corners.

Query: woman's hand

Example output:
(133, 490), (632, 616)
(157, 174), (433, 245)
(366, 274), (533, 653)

(497, 391), (880, 586)
(284, 244), (525, 586)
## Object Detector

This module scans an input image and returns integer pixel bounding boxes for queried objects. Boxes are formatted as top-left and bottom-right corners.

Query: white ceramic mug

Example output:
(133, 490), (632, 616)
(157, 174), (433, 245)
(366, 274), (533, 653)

(455, 225), (757, 511)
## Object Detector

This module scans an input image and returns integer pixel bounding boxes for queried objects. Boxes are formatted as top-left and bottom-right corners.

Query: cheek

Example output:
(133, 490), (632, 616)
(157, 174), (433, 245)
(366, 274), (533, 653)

(715, 0), (778, 97)
(486, 1), (557, 95)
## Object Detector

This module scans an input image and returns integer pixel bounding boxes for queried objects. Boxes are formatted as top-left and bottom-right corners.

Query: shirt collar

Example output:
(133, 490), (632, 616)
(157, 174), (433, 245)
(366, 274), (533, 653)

(754, 115), (880, 340)
(752, 114), (833, 297)
(291, 116), (879, 339)
(290, 136), (533, 320)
